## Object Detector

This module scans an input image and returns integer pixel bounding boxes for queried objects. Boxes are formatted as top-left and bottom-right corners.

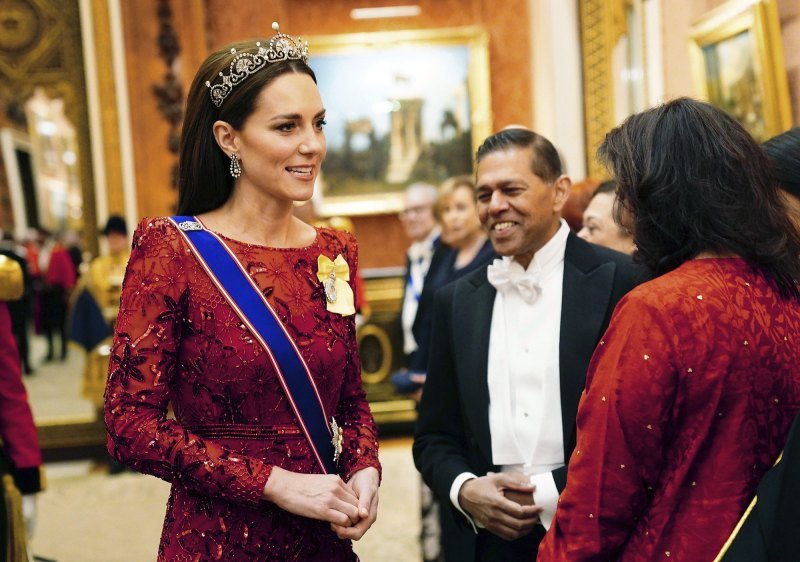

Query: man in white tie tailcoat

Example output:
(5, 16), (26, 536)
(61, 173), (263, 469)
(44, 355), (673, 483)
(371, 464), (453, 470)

(413, 128), (643, 561)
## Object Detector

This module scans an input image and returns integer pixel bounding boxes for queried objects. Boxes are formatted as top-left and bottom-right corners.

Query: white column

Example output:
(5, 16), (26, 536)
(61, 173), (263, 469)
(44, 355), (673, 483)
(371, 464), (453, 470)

(529, 0), (586, 179)
(644, 0), (665, 106)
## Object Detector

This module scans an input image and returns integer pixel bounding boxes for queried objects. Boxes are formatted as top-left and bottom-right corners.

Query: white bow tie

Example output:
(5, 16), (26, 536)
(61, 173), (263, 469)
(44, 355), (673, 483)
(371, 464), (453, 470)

(487, 259), (542, 304)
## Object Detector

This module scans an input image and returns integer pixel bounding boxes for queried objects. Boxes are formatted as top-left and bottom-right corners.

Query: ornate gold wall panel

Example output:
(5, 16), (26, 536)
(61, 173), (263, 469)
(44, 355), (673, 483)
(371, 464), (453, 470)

(0, 0), (96, 246)
(579, 0), (631, 179)
(359, 274), (416, 425)
(89, 0), (124, 218)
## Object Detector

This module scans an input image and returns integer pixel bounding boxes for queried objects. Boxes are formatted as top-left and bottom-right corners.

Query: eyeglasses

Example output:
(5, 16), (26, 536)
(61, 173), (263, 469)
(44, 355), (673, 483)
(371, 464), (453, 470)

(399, 205), (433, 218)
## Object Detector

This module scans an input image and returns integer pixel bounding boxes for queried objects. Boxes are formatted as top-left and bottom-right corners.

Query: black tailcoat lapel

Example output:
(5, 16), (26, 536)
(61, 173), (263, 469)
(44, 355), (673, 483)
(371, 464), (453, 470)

(449, 234), (619, 468)
(452, 268), (496, 465)
(559, 234), (617, 452)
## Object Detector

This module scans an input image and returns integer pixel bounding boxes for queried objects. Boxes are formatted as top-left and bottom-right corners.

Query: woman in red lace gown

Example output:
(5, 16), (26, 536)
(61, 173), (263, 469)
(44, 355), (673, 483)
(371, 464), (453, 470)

(104, 25), (380, 561)
(537, 98), (800, 561)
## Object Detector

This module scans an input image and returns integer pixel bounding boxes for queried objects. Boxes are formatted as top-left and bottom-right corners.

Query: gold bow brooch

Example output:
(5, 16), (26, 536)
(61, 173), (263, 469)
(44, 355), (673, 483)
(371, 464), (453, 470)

(316, 254), (355, 316)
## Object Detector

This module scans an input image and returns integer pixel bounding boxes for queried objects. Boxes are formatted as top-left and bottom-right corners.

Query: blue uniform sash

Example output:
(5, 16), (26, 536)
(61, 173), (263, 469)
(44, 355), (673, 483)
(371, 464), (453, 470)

(169, 216), (338, 474)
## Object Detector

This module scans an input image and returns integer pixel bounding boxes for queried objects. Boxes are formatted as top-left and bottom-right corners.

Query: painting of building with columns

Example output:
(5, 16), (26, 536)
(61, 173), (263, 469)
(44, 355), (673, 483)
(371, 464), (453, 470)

(308, 27), (491, 216)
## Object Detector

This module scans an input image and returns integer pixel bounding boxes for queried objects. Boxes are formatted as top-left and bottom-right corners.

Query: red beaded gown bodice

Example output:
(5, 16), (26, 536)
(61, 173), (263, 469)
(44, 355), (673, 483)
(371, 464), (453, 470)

(104, 217), (380, 561)
(538, 258), (800, 561)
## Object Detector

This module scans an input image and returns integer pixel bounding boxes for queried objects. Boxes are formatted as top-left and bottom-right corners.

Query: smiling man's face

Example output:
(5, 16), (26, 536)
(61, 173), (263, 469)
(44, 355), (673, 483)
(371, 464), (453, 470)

(475, 146), (569, 268)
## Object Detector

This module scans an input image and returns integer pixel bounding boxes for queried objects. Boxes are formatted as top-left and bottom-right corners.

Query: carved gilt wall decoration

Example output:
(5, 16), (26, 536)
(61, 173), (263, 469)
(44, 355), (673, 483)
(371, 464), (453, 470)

(579, 0), (628, 180)
(0, 0), (95, 239)
(152, 0), (183, 191)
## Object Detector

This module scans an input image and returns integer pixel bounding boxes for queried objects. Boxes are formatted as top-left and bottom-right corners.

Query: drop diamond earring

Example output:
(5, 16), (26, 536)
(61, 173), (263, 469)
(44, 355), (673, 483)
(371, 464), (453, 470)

(230, 153), (242, 178)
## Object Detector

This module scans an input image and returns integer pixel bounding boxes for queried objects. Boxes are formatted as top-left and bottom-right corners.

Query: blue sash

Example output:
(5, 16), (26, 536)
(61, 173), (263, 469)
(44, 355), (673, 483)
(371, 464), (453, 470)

(169, 216), (338, 474)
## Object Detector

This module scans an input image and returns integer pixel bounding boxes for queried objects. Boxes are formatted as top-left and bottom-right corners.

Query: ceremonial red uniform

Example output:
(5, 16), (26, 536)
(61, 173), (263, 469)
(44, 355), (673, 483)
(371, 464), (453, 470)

(0, 302), (42, 492)
(43, 244), (76, 291)
(104, 218), (380, 561)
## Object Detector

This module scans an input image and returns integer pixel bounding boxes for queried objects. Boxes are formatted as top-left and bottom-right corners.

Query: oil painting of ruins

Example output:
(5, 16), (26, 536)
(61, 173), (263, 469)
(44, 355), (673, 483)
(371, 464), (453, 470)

(309, 28), (491, 216)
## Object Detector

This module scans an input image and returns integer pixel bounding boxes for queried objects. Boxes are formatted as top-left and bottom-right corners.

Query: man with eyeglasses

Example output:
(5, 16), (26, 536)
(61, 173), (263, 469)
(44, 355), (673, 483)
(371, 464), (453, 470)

(394, 182), (443, 562)
(396, 182), (440, 384)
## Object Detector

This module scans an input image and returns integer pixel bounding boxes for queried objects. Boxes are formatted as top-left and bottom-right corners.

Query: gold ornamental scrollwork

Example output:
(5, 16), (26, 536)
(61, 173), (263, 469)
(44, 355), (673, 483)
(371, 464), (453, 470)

(579, 0), (630, 180)
(0, 0), (96, 250)
(0, 0), (40, 52)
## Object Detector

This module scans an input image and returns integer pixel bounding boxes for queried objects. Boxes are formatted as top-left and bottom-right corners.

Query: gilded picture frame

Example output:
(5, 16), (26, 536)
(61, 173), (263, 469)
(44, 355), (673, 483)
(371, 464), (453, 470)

(307, 26), (492, 217)
(689, 0), (791, 141)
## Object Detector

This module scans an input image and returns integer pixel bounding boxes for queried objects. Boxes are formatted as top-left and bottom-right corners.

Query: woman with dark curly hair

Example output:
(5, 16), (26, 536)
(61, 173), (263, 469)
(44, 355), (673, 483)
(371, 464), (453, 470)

(538, 98), (800, 561)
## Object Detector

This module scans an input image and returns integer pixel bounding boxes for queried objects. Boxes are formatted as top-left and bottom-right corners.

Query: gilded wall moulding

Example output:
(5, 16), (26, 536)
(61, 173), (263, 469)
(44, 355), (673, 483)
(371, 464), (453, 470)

(0, 0), (73, 88)
(0, 0), (95, 251)
(579, 0), (619, 180)
(0, 0), (41, 52)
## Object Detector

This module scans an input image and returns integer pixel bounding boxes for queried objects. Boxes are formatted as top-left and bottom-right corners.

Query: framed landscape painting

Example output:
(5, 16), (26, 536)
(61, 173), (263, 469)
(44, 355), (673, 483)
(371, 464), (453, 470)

(307, 27), (491, 216)
(689, 0), (791, 141)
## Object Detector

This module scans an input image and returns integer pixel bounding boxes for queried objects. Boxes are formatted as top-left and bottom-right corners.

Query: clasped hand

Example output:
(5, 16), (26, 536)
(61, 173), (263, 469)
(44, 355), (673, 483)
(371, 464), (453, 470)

(458, 472), (543, 541)
(263, 466), (379, 541)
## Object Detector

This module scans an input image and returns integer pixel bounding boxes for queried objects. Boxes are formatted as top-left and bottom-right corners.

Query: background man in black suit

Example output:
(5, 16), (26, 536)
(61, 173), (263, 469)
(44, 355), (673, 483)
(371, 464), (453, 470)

(393, 182), (440, 396)
(413, 128), (642, 561)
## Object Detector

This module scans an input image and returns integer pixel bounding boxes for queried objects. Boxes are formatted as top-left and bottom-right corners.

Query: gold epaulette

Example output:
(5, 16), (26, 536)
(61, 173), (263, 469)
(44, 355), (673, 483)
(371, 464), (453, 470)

(0, 255), (23, 301)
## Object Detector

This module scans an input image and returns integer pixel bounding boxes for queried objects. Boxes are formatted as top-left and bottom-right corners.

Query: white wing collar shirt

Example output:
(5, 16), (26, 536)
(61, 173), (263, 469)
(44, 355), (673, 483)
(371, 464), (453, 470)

(401, 227), (440, 355)
(449, 220), (569, 531)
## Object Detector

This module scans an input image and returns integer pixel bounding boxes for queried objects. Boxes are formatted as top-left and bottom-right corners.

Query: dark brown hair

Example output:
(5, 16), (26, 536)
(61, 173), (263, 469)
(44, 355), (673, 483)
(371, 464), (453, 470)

(599, 97), (800, 298)
(763, 127), (800, 200)
(475, 128), (562, 183)
(592, 180), (616, 198)
(177, 41), (316, 215)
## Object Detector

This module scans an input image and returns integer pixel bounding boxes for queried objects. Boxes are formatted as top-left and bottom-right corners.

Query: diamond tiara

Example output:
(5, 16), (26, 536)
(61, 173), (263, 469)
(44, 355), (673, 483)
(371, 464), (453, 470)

(205, 22), (309, 108)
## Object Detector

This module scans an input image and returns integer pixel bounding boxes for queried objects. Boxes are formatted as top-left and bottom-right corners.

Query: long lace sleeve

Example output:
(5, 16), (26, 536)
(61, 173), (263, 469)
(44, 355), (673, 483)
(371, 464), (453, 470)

(103, 218), (272, 507)
(334, 235), (381, 482)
